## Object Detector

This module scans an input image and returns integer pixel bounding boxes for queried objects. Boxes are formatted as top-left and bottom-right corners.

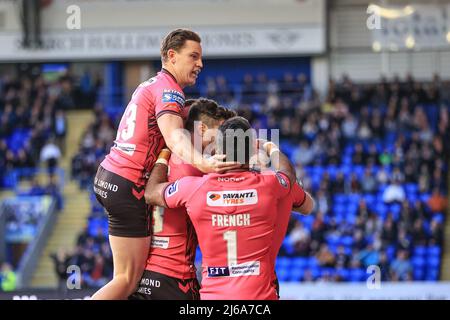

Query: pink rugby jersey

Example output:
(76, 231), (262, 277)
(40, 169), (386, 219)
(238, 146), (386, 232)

(145, 154), (202, 279)
(163, 170), (292, 300)
(101, 69), (188, 186)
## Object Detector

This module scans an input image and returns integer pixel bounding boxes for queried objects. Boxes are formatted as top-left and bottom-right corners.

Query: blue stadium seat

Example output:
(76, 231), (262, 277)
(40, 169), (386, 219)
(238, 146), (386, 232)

(347, 203), (358, 215)
(289, 267), (304, 281)
(277, 267), (290, 282)
(413, 268), (425, 281)
(334, 194), (346, 204)
(344, 145), (354, 156)
(341, 236), (353, 247)
(363, 194), (376, 207)
(348, 194), (361, 204)
(310, 266), (321, 279)
(427, 256), (440, 268)
(333, 204), (346, 215)
(420, 194), (431, 203)
(282, 238), (295, 256)
(345, 214), (357, 225)
(425, 268), (439, 281)
(412, 256), (426, 268)
(326, 234), (340, 246)
(428, 246), (441, 257)
(432, 213), (444, 224)
(413, 246), (426, 257)
(349, 268), (366, 282)
(386, 246), (396, 261)
(291, 257), (307, 269)
(405, 183), (418, 195)
(307, 257), (319, 268)
(336, 268), (350, 281)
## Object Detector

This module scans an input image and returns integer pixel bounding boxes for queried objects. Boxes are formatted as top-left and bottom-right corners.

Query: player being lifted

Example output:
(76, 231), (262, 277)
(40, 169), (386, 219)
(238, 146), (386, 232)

(92, 29), (239, 300)
(128, 98), (236, 300)
(145, 117), (314, 299)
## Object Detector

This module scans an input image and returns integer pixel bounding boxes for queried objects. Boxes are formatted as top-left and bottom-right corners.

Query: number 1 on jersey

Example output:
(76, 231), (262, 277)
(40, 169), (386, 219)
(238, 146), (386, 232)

(223, 230), (237, 266)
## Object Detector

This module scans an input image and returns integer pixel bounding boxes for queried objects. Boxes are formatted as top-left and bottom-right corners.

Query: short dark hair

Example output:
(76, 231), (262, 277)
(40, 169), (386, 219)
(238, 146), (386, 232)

(160, 29), (201, 63)
(185, 98), (236, 132)
(216, 116), (255, 164)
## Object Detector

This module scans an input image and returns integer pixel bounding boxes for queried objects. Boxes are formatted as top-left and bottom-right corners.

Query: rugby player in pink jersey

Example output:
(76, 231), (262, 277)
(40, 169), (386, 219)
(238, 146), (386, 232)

(92, 30), (239, 300)
(128, 98), (236, 300)
(144, 116), (306, 299)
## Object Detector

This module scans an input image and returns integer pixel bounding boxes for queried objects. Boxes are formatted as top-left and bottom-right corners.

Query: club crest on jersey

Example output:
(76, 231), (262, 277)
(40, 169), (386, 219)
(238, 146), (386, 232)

(276, 173), (288, 188)
(206, 189), (258, 206)
(162, 89), (185, 107)
(166, 181), (179, 197)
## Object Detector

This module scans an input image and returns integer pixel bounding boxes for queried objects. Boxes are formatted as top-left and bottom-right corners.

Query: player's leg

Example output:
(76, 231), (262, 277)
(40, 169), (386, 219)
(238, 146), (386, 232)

(91, 235), (150, 300)
(91, 166), (151, 300)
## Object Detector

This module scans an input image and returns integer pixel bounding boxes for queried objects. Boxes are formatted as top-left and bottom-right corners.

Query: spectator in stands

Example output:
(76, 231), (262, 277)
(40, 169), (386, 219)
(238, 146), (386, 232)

(316, 243), (335, 268)
(84, 254), (112, 288)
(352, 143), (364, 165)
(0, 262), (17, 292)
(334, 245), (350, 269)
(331, 172), (345, 194)
(381, 215), (398, 246)
(378, 251), (391, 281)
(289, 221), (311, 256)
(361, 167), (376, 193)
(40, 137), (62, 176)
(357, 242), (379, 268)
(390, 250), (413, 281)
(429, 219), (444, 246)
(427, 187), (448, 213)
(53, 110), (67, 156)
(376, 166), (389, 185)
(383, 179), (406, 204)
(45, 175), (63, 210)
(50, 248), (72, 296)
(76, 225), (91, 247)
(411, 218), (428, 246)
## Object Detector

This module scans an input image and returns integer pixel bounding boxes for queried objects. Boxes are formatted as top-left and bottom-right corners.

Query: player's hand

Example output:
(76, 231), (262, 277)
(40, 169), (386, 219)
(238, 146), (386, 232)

(256, 139), (279, 156)
(199, 154), (242, 173)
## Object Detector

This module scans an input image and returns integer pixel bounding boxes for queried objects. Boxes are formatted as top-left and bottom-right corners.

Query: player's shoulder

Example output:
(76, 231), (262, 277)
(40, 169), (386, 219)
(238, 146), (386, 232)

(155, 71), (184, 94)
(258, 169), (290, 189)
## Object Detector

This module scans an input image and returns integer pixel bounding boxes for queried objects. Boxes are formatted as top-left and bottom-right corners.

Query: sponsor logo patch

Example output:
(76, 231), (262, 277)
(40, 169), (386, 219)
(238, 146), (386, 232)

(151, 236), (170, 249)
(166, 181), (179, 197)
(206, 189), (258, 206)
(207, 261), (260, 277)
(162, 89), (185, 107)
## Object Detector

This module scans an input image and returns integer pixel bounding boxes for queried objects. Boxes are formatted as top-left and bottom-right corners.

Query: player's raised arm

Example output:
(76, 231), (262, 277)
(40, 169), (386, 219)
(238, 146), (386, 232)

(158, 113), (241, 173)
(293, 191), (315, 215)
(290, 180), (315, 215)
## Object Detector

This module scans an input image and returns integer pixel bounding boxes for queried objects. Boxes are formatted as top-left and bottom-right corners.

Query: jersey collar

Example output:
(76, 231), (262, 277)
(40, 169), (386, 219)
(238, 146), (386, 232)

(161, 68), (178, 84)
